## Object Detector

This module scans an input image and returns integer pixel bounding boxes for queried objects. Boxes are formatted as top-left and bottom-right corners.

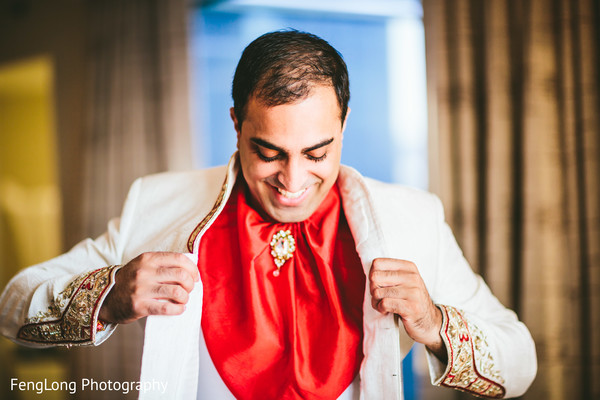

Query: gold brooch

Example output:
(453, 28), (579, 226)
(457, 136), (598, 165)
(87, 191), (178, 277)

(270, 230), (296, 277)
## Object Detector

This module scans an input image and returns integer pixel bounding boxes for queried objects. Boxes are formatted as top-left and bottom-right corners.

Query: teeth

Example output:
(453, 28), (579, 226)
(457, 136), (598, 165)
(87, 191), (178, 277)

(277, 187), (307, 199)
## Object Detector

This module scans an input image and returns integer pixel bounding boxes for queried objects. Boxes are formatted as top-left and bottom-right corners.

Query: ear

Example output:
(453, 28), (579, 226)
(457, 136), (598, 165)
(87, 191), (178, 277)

(230, 107), (241, 145)
(341, 107), (351, 138)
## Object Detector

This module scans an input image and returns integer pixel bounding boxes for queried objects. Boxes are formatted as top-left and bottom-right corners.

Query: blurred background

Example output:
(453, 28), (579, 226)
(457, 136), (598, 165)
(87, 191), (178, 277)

(0, 0), (598, 399)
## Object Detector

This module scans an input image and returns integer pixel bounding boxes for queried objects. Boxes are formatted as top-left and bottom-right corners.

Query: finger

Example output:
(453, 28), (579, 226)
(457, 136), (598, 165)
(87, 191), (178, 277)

(371, 296), (404, 315)
(155, 266), (196, 292)
(373, 284), (426, 303)
(150, 252), (200, 282)
(151, 284), (190, 304)
(371, 286), (407, 301)
(371, 258), (416, 272)
(369, 269), (416, 291)
(370, 285), (426, 314)
(145, 300), (186, 316)
(373, 295), (424, 317)
(174, 253), (201, 282)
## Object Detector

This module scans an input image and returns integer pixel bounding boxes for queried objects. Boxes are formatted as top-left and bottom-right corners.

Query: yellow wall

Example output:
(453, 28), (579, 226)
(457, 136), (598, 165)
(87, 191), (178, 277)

(0, 0), (88, 251)
(0, 56), (66, 400)
(0, 57), (59, 186)
(0, 2), (88, 397)
(0, 56), (63, 279)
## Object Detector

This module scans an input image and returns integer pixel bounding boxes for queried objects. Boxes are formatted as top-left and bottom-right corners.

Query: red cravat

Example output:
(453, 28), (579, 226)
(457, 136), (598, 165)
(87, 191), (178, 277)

(197, 179), (365, 400)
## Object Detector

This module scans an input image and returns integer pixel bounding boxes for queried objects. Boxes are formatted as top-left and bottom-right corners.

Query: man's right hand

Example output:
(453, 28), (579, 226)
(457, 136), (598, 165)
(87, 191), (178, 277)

(98, 252), (200, 324)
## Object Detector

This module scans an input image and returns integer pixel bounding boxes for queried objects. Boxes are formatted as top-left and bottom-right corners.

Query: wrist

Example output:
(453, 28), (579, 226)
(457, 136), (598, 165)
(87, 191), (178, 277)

(425, 305), (447, 363)
(98, 303), (111, 323)
(97, 266), (123, 324)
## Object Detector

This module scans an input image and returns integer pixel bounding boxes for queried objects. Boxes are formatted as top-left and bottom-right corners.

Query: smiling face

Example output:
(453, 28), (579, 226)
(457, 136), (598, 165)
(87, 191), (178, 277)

(232, 85), (348, 223)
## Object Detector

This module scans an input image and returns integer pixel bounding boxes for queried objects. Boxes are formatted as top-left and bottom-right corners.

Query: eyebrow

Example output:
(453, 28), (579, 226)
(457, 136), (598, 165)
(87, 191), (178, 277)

(250, 137), (334, 153)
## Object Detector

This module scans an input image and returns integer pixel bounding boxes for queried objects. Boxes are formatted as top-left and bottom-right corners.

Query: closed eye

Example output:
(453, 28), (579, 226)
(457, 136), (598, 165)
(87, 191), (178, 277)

(252, 144), (283, 162)
(249, 137), (332, 163)
(305, 151), (327, 162)
(302, 138), (333, 162)
(254, 150), (281, 162)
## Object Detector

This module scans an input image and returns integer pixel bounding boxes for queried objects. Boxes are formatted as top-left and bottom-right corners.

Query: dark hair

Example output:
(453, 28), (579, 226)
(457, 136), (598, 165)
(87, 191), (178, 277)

(232, 29), (350, 126)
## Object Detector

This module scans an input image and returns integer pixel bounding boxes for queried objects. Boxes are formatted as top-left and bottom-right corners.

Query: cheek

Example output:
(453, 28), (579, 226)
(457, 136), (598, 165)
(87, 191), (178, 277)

(313, 161), (339, 183)
(245, 161), (277, 183)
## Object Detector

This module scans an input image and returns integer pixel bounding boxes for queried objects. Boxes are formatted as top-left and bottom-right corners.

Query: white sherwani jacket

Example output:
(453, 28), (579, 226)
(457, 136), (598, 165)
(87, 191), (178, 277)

(0, 156), (536, 399)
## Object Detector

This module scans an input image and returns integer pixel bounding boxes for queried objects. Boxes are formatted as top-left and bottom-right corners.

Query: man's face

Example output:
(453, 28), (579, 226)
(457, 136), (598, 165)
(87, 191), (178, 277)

(232, 85), (348, 223)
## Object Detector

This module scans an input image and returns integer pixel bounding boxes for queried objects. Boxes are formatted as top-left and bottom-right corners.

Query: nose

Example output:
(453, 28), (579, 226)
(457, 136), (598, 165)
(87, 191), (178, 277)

(277, 157), (307, 193)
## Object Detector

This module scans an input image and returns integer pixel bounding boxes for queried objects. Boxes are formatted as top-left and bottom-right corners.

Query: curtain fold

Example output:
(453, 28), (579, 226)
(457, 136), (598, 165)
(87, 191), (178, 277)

(68, 1), (193, 398)
(82, 0), (193, 238)
(423, 0), (599, 399)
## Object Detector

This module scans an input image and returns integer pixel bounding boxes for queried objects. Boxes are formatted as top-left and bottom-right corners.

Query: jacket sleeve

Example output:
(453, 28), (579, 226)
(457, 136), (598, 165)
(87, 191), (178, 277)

(0, 178), (143, 347)
(425, 197), (537, 399)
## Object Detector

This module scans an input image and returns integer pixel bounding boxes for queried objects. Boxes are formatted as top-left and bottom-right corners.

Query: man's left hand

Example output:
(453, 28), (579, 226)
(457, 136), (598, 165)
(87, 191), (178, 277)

(369, 258), (447, 362)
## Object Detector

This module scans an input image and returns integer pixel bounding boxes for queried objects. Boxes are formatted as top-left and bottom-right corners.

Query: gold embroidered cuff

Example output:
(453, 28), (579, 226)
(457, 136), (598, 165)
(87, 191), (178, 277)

(436, 304), (506, 399)
(17, 266), (120, 346)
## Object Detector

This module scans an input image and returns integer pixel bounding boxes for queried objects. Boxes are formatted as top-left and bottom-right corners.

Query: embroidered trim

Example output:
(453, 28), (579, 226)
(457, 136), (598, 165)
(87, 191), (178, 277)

(24, 274), (89, 325)
(187, 174), (229, 252)
(17, 266), (118, 346)
(437, 304), (506, 399)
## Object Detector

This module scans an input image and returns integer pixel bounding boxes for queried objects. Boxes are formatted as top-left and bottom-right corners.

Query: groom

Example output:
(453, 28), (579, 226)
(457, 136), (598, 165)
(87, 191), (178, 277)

(1, 30), (536, 399)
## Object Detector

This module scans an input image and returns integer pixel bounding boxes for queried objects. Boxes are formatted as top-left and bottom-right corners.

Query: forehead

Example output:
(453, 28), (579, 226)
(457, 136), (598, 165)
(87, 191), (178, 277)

(243, 86), (343, 144)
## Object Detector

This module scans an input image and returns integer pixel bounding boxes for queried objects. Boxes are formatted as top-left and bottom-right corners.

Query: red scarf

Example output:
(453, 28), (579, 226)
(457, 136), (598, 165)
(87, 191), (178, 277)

(197, 179), (365, 399)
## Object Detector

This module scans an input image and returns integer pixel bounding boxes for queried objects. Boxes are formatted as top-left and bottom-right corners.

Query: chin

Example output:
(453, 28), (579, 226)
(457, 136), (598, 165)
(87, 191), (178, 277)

(268, 208), (313, 223)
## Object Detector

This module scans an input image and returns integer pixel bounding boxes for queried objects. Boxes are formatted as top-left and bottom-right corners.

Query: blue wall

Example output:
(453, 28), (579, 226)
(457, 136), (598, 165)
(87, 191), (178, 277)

(191, 9), (394, 183)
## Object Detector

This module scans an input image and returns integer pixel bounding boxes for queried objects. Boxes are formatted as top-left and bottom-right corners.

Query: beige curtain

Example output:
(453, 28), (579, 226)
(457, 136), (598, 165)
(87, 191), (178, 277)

(68, 1), (193, 398)
(423, 0), (599, 399)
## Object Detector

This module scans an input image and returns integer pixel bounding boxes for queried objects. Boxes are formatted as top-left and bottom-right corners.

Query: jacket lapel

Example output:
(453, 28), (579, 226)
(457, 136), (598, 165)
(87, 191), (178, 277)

(338, 165), (404, 400)
(140, 160), (407, 400)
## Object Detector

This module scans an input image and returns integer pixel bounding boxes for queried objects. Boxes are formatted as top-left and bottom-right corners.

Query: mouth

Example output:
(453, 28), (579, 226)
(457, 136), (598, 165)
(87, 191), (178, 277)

(269, 183), (312, 207)
(277, 187), (307, 199)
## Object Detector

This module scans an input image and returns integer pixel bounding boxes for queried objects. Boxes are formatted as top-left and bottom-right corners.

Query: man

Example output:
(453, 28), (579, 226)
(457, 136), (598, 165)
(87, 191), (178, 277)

(0, 30), (536, 399)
